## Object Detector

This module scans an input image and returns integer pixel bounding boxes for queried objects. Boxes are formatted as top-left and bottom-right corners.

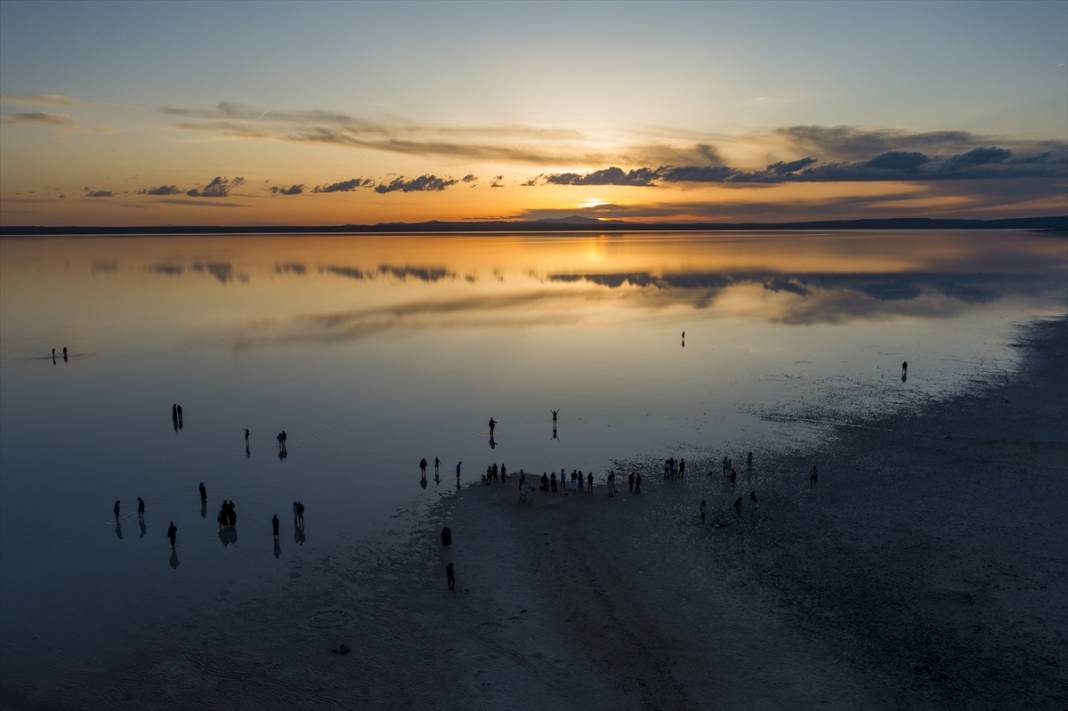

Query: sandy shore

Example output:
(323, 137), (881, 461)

(4, 318), (1065, 710)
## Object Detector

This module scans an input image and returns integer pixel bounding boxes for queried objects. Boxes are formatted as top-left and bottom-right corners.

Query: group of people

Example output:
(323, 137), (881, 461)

(218, 499), (238, 528)
(50, 346), (69, 364)
(663, 457), (686, 480)
(534, 469), (597, 494)
(482, 462), (509, 484)
(170, 403), (185, 430)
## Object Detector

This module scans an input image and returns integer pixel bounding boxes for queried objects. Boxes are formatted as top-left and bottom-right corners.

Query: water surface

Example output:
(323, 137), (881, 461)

(1, 229), (1065, 680)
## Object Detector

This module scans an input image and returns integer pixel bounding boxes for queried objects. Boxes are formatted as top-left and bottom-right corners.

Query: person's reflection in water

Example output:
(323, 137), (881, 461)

(52, 348), (56, 366)
(420, 475), (428, 490)
(139, 518), (146, 539)
(200, 499), (207, 518)
(114, 520), (123, 540)
(278, 443), (288, 461)
(273, 537), (281, 559)
(489, 434), (496, 449)
(552, 425), (558, 440)
(172, 404), (179, 432)
(294, 523), (306, 546)
(170, 549), (180, 569)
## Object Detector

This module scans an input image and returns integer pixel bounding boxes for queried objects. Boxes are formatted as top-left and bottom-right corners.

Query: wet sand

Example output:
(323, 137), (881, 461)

(3, 319), (1065, 710)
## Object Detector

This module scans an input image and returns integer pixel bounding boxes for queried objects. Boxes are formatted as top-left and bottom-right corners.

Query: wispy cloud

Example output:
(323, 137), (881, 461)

(0, 93), (79, 106)
(138, 184), (182, 196)
(312, 178), (374, 193)
(373, 174), (457, 193)
(1, 111), (73, 126)
(186, 176), (245, 198)
(270, 184), (304, 195)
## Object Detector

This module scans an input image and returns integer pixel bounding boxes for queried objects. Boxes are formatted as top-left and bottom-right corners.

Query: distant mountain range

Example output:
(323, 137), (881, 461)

(1, 215), (1065, 236)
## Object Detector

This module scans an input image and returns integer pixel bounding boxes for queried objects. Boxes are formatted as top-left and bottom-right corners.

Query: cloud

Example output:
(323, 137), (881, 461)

(153, 198), (246, 208)
(373, 174), (457, 193)
(138, 185), (181, 196)
(0, 111), (73, 126)
(84, 188), (113, 198)
(186, 176), (245, 198)
(270, 184), (304, 195)
(490, 175), (504, 188)
(540, 167), (662, 186)
(766, 157), (818, 174)
(461, 174), (478, 183)
(864, 151), (930, 171)
(312, 178), (373, 193)
(0, 94), (79, 106)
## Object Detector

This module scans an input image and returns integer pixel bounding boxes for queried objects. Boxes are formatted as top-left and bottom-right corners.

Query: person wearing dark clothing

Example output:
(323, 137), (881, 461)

(113, 500), (120, 520)
(434, 457), (440, 477)
(420, 458), (428, 478)
(628, 472), (634, 493)
(167, 522), (177, 548)
(446, 562), (456, 592)
(62, 347), (68, 362)
(540, 473), (550, 491)
(244, 428), (250, 442)
(488, 417), (496, 435)
(137, 497), (145, 520)
(550, 472), (557, 492)
(441, 526), (452, 546)
(272, 514), (280, 538)
(456, 461), (462, 485)
(296, 501), (305, 527)
(587, 472), (593, 491)
(634, 472), (641, 494)
(199, 482), (207, 502)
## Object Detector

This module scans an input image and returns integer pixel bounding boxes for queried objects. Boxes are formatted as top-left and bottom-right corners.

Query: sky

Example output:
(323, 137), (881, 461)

(1, 0), (1066, 226)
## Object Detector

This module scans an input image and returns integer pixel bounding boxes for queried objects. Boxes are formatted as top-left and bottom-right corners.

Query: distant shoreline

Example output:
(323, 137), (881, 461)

(1, 215), (1066, 237)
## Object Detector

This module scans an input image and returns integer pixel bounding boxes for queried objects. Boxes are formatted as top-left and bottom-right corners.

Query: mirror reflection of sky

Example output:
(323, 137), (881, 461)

(1, 230), (1065, 682)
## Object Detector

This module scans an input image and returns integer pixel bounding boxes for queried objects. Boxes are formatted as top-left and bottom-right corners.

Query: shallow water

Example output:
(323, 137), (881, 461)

(1, 229), (1065, 681)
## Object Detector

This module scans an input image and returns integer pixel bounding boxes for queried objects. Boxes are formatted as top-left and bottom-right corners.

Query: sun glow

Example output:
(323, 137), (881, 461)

(579, 197), (607, 209)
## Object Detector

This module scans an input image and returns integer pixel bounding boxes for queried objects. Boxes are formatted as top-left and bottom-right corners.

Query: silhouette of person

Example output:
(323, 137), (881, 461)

(446, 562), (456, 592)
(272, 514), (280, 538)
(456, 461), (462, 485)
(488, 417), (496, 435)
(434, 457), (440, 477)
(587, 472), (593, 491)
(809, 465), (818, 484)
(172, 404), (178, 431)
(199, 482), (207, 502)
(245, 428), (250, 442)
(167, 521), (177, 548)
(634, 471), (641, 494)
(420, 458), (428, 478)
(296, 501), (305, 527)
(137, 497), (145, 520)
(62, 347), (68, 362)
(176, 405), (183, 425)
(441, 526), (452, 546)
(552, 425), (558, 440)
(51, 348), (56, 365)
(552, 409), (558, 424)
(113, 500), (120, 520)
(628, 472), (634, 493)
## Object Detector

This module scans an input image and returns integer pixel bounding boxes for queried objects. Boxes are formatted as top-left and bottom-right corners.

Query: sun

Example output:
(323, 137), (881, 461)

(579, 197), (607, 209)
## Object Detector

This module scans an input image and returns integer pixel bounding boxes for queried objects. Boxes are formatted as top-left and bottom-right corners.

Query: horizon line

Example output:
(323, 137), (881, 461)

(1, 215), (1066, 237)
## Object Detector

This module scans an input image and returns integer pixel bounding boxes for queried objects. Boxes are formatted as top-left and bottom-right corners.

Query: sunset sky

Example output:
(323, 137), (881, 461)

(1, 0), (1066, 226)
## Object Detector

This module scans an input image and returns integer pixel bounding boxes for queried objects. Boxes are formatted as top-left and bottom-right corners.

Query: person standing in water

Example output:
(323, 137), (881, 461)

(272, 514), (280, 538)
(113, 500), (120, 520)
(62, 347), (68, 362)
(488, 418), (496, 436)
(199, 482), (207, 502)
(137, 497), (145, 520)
(419, 458), (428, 479)
(167, 521), (177, 548)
